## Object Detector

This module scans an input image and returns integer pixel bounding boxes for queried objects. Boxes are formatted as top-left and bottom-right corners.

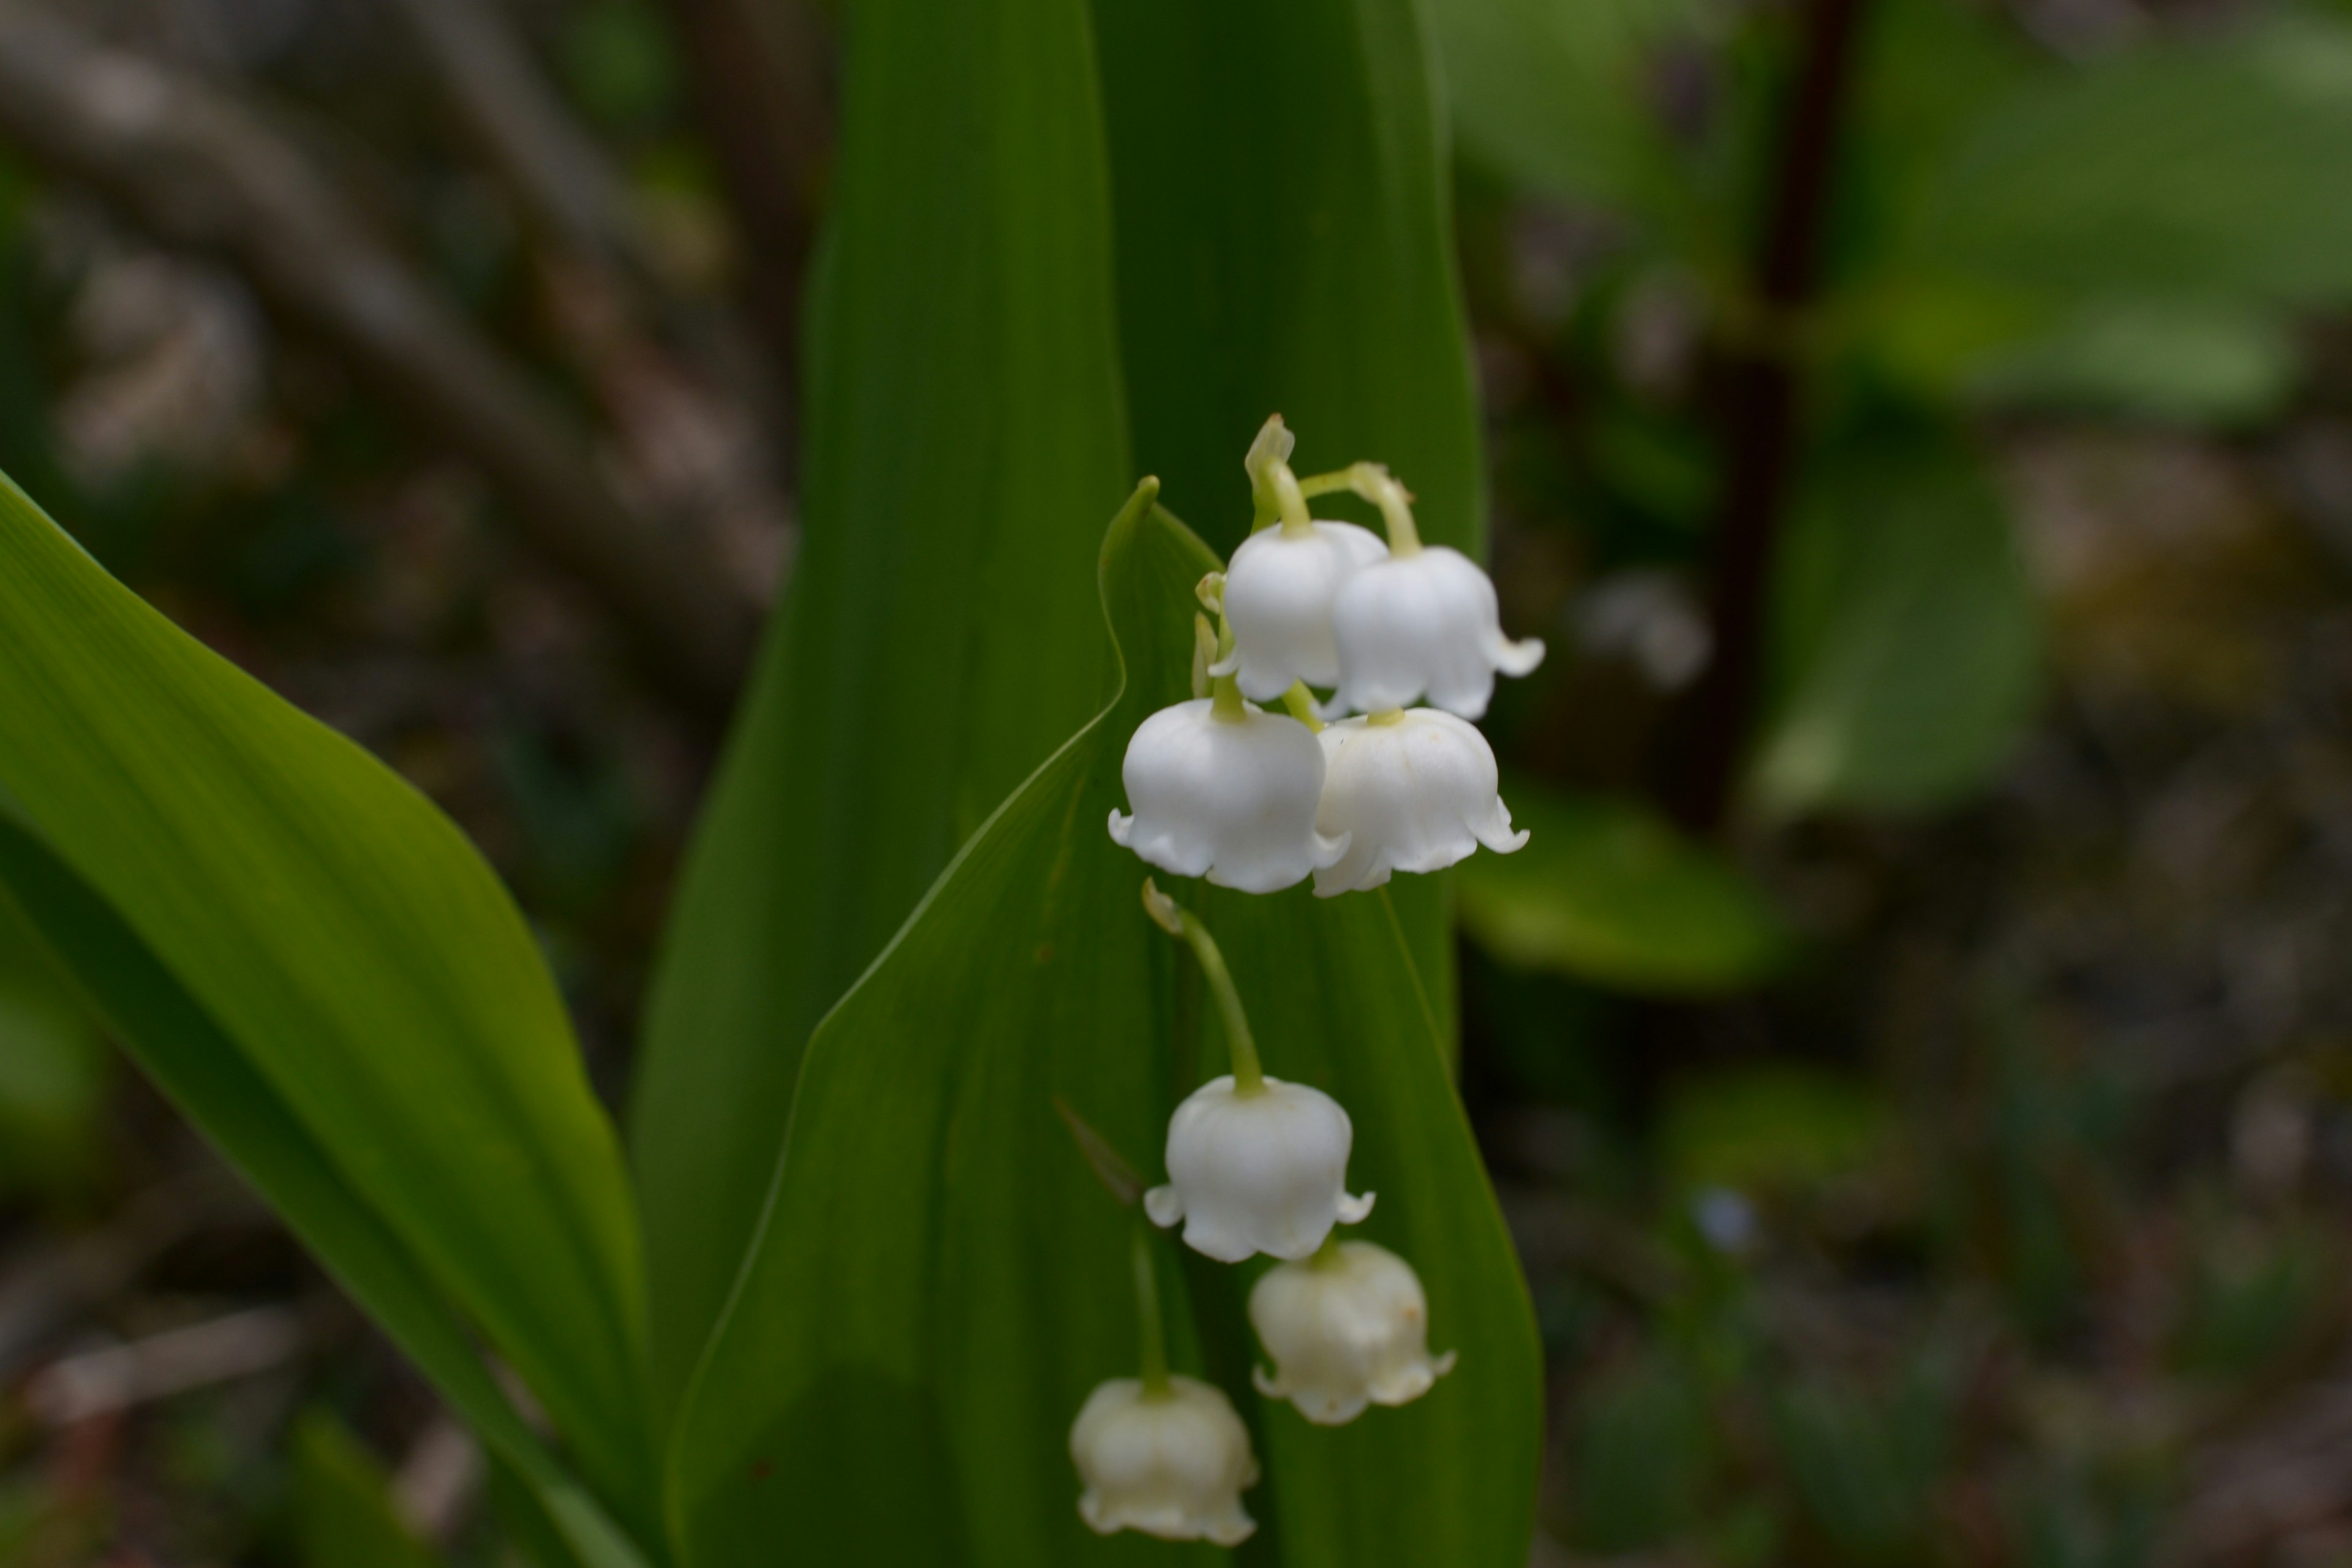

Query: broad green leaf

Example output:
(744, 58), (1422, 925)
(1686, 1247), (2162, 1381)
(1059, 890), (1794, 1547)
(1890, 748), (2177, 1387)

(628, 0), (1132, 1422)
(294, 1412), (445, 1568)
(668, 492), (1542, 1566)
(1749, 447), (2039, 815)
(0, 475), (654, 1547)
(1905, 15), (2352, 306)
(1454, 779), (1787, 995)
(1421, 0), (1698, 232)
(0, 890), (106, 1197)
(1964, 297), (2297, 427)
(0, 818), (648, 1568)
(1090, 0), (1495, 1038)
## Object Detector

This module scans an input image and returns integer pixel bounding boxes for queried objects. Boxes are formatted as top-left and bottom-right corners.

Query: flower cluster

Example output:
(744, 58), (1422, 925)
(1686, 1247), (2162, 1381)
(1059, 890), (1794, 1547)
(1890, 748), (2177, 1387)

(1069, 884), (1453, 1545)
(1109, 415), (1542, 897)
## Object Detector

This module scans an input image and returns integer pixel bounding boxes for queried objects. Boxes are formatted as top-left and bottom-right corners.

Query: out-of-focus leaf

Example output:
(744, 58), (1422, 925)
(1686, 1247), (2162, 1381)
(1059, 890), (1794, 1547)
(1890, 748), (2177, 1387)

(293, 1412), (443, 1568)
(0, 891), (105, 1197)
(1455, 779), (1787, 995)
(628, 0), (1133, 1424)
(1966, 298), (2297, 427)
(666, 492), (1542, 1567)
(1749, 447), (2039, 815)
(1091, 0), (1497, 1037)
(1658, 1063), (1890, 1196)
(1770, 1357), (1957, 1564)
(1567, 1351), (1711, 1553)
(1906, 17), (2352, 306)
(0, 475), (655, 1558)
(1425, 0), (1697, 231)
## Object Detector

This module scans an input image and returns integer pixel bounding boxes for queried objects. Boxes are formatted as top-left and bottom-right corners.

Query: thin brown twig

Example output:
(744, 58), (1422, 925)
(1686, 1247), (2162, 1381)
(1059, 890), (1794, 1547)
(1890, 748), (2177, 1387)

(0, 1), (760, 709)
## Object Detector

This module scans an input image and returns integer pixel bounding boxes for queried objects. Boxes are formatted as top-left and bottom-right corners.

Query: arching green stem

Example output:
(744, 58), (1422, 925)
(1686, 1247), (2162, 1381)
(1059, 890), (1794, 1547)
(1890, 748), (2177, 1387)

(1297, 462), (1424, 555)
(1132, 1224), (1171, 1398)
(1140, 881), (1265, 1093)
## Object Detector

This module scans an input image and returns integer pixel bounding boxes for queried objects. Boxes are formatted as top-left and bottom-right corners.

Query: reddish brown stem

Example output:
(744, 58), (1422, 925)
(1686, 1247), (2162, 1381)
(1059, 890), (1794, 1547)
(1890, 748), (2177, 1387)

(1665, 0), (1869, 832)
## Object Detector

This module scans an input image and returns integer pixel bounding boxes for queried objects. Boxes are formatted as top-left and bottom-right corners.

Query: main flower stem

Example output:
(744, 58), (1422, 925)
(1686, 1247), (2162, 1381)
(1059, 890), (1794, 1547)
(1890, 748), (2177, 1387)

(1179, 907), (1265, 1092)
(1142, 881), (1267, 1092)
(1132, 1225), (1172, 1397)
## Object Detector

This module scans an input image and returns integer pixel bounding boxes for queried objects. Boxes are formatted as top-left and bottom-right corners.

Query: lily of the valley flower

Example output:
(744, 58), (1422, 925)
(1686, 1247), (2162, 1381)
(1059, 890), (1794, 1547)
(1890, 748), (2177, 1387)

(1145, 1074), (1374, 1262)
(1324, 470), (1544, 720)
(1109, 698), (1345, 894)
(1311, 707), (1528, 896)
(1071, 1375), (1259, 1544)
(1250, 1240), (1457, 1425)
(1221, 519), (1389, 700)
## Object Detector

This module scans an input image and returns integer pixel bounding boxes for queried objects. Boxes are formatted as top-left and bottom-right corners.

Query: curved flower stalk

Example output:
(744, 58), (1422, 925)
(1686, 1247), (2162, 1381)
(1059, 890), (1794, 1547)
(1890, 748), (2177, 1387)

(1138, 883), (1374, 1262)
(1250, 1239), (1457, 1425)
(1219, 415), (1389, 699)
(1072, 1227), (1259, 1544)
(1109, 614), (1345, 894)
(1312, 707), (1527, 896)
(1322, 466), (1544, 720)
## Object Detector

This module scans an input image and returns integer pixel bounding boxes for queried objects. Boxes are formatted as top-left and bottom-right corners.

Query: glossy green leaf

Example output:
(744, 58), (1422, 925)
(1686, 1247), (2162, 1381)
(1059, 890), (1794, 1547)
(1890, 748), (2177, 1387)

(1749, 447), (2040, 815)
(668, 492), (1542, 1566)
(0, 475), (655, 1552)
(1091, 0), (1495, 1039)
(294, 1412), (445, 1568)
(627, 0), (1133, 1422)
(1906, 16), (2352, 306)
(1455, 778), (1787, 995)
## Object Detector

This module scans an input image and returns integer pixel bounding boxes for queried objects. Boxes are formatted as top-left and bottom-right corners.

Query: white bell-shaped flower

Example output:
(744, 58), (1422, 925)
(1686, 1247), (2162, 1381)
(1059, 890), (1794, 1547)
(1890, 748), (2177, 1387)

(1311, 709), (1528, 896)
(1144, 1075), (1374, 1262)
(1071, 1375), (1258, 1545)
(1109, 699), (1346, 894)
(1250, 1241), (1458, 1425)
(1221, 521), (1389, 700)
(1326, 546), (1545, 720)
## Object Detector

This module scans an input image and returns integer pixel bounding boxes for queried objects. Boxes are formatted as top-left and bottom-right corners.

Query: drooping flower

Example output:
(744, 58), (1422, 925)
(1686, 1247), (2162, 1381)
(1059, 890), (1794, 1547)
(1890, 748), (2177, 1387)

(1071, 1375), (1259, 1544)
(1109, 699), (1346, 894)
(1325, 545), (1546, 720)
(1144, 1075), (1374, 1262)
(1220, 520), (1389, 700)
(1311, 707), (1528, 896)
(1250, 1240), (1457, 1426)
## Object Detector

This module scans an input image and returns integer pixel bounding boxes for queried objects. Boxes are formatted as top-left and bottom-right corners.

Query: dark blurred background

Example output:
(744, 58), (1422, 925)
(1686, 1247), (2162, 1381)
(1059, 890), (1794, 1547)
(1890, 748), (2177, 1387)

(8, 0), (2352, 1562)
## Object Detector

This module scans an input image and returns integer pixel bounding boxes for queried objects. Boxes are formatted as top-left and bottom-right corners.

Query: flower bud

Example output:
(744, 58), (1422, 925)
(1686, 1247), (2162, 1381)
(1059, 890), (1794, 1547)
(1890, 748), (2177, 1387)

(1219, 521), (1389, 699)
(1311, 709), (1528, 896)
(1109, 699), (1347, 894)
(1250, 1241), (1457, 1425)
(1071, 1375), (1259, 1544)
(1325, 546), (1545, 720)
(1144, 1076), (1374, 1262)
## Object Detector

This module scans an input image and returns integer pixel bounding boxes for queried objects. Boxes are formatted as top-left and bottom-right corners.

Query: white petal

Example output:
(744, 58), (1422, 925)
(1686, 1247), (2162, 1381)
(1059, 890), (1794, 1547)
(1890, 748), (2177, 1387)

(1072, 1376), (1259, 1544)
(1109, 699), (1332, 894)
(1311, 710), (1521, 896)
(1327, 546), (1540, 719)
(1223, 522), (1387, 700)
(1245, 1242), (1454, 1427)
(1156, 1076), (1368, 1262)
